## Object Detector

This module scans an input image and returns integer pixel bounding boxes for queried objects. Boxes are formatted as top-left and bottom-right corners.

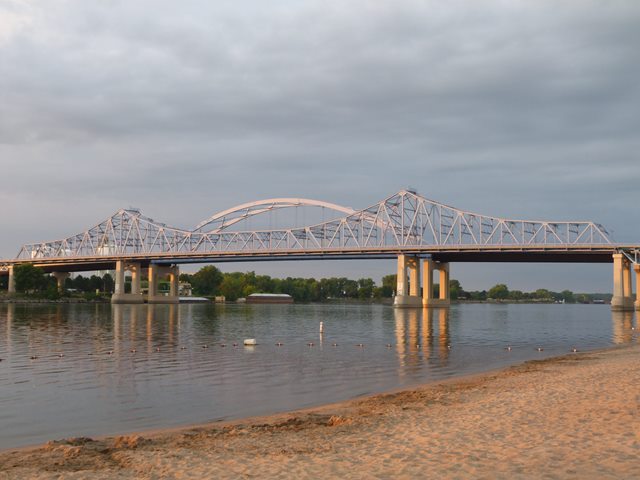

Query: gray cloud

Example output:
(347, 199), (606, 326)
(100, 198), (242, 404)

(1, 0), (639, 291)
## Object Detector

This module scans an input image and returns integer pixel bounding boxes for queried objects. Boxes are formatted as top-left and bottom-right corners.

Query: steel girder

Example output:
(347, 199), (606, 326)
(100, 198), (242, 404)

(15, 190), (613, 260)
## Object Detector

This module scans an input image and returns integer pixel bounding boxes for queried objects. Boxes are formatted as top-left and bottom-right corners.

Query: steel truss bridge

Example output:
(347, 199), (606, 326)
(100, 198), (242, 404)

(1, 190), (637, 273)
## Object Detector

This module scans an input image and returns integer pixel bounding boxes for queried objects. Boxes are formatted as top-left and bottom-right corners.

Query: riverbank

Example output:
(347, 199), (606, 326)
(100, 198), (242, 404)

(1, 344), (638, 479)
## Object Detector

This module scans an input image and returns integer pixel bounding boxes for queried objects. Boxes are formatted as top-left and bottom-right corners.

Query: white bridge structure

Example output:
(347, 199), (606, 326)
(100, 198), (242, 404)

(1, 190), (638, 310)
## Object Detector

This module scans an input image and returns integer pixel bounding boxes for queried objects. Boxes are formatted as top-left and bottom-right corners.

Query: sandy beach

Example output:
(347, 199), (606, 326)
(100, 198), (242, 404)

(1, 344), (639, 479)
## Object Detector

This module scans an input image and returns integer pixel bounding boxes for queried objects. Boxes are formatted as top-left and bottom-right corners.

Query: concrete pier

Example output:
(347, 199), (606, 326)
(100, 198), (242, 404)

(393, 254), (422, 307)
(147, 264), (179, 304)
(51, 272), (70, 292)
(394, 256), (450, 308)
(111, 261), (145, 304)
(7, 266), (15, 294)
(423, 259), (450, 307)
(635, 264), (640, 311)
(611, 254), (634, 311)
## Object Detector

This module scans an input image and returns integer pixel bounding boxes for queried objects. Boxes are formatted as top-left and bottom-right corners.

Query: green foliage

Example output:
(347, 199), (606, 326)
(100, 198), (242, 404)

(14, 264), (49, 293)
(381, 274), (396, 297)
(191, 266), (224, 295)
(488, 283), (510, 300)
(449, 279), (462, 300)
(219, 272), (245, 301)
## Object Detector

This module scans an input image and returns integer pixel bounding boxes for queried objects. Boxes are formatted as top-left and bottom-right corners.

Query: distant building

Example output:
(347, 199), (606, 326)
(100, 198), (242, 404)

(246, 293), (293, 304)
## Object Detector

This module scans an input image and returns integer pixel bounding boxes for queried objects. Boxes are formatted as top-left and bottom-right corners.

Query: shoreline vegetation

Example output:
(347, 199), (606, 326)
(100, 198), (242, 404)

(1, 263), (612, 305)
(1, 344), (638, 478)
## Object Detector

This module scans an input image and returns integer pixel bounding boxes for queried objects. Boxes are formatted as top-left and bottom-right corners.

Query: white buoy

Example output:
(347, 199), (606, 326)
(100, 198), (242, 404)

(319, 321), (324, 333)
(244, 338), (257, 346)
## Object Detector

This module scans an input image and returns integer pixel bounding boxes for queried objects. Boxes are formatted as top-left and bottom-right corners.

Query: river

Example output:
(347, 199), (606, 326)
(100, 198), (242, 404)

(0, 302), (636, 449)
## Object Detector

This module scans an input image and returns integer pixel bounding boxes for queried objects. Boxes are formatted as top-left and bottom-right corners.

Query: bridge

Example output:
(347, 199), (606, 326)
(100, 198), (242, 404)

(1, 190), (638, 310)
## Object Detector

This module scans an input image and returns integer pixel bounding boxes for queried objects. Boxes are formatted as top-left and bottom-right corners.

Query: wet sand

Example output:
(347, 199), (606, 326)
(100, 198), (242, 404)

(1, 344), (639, 479)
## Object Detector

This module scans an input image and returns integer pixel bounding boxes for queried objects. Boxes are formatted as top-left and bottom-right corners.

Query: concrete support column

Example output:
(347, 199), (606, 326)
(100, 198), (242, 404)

(148, 264), (158, 297)
(423, 260), (450, 308)
(623, 261), (633, 309)
(408, 257), (420, 297)
(114, 260), (125, 295)
(130, 263), (141, 295)
(423, 259), (434, 302)
(612, 254), (633, 311)
(394, 255), (422, 308)
(8, 266), (15, 294)
(51, 272), (70, 292)
(148, 264), (179, 304)
(635, 264), (640, 311)
(111, 261), (144, 304)
(439, 263), (450, 301)
(169, 266), (179, 297)
(396, 254), (408, 296)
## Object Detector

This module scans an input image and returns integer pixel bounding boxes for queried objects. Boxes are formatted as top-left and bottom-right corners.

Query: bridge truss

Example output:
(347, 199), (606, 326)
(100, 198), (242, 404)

(15, 190), (613, 261)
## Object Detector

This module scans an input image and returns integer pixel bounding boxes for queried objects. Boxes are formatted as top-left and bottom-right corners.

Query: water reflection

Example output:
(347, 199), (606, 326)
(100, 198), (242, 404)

(0, 303), (635, 450)
(611, 310), (636, 344)
(394, 307), (450, 376)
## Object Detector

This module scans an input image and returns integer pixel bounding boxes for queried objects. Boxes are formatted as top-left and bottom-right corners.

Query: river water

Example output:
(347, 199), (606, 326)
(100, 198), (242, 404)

(0, 302), (636, 450)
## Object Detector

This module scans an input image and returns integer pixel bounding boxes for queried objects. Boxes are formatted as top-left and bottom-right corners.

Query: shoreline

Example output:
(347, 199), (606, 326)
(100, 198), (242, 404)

(2, 343), (639, 478)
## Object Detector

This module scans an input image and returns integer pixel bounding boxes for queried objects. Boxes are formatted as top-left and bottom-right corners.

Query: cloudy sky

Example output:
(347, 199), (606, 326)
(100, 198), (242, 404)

(1, 0), (639, 292)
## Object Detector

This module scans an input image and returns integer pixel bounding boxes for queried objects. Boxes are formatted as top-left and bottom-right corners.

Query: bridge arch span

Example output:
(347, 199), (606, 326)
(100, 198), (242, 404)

(194, 198), (356, 233)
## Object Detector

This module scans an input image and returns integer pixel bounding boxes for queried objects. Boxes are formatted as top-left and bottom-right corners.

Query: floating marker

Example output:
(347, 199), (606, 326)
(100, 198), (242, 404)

(244, 339), (257, 346)
(319, 322), (324, 333)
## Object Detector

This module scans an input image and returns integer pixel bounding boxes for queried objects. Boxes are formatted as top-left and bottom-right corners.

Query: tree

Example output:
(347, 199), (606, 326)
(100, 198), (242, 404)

(510, 290), (524, 301)
(449, 279), (463, 300)
(381, 274), (397, 297)
(488, 283), (509, 300)
(13, 264), (48, 293)
(219, 273), (245, 301)
(560, 290), (575, 303)
(191, 266), (224, 295)
(534, 288), (552, 300)
(357, 278), (375, 299)
(102, 273), (114, 293)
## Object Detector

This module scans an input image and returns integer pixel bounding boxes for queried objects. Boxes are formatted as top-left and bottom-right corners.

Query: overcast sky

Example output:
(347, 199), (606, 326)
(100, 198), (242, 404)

(1, 0), (639, 292)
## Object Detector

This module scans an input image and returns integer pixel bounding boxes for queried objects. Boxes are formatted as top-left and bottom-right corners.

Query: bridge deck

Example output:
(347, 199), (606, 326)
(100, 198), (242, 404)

(2, 245), (635, 274)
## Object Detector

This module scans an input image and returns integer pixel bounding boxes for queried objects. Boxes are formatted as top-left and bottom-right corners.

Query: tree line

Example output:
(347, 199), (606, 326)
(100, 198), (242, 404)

(4, 263), (606, 304)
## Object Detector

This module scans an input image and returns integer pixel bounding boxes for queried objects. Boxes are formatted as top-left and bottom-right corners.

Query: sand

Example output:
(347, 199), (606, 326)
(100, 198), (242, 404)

(1, 344), (639, 479)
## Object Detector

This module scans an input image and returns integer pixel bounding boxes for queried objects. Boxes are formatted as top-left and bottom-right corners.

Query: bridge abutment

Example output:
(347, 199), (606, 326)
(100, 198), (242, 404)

(111, 261), (144, 304)
(147, 264), (179, 304)
(611, 254), (634, 311)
